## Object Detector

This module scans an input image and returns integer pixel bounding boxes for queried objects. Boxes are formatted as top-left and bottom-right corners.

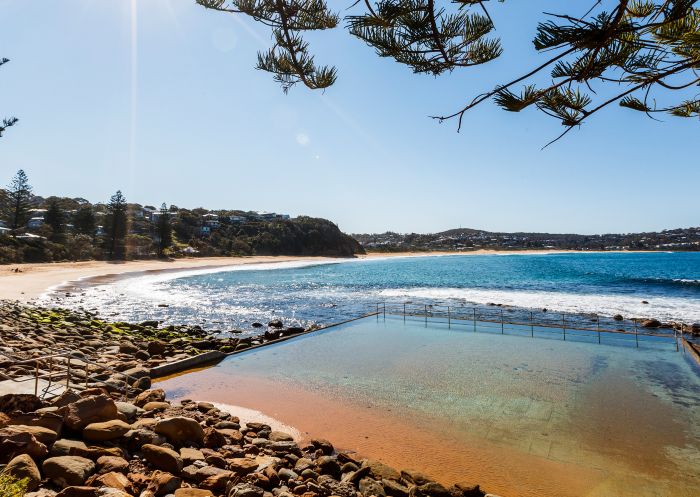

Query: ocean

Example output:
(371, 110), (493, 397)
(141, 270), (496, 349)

(47, 252), (700, 331)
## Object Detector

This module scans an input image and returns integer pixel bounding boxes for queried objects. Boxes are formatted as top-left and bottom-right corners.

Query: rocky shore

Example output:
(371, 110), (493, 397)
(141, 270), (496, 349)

(0, 388), (494, 497)
(0, 302), (313, 391)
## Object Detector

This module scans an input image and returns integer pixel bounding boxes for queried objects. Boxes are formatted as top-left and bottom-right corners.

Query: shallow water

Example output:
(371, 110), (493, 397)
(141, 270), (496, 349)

(47, 253), (700, 332)
(158, 316), (700, 497)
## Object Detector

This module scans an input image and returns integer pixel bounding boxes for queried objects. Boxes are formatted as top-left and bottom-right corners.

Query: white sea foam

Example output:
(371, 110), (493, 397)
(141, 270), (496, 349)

(378, 287), (700, 322)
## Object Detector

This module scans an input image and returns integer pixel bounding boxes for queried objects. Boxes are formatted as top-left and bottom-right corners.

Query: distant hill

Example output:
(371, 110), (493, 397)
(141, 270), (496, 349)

(352, 227), (700, 252)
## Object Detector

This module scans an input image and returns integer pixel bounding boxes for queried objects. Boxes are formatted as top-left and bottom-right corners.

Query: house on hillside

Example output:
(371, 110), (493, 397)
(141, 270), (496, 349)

(27, 217), (45, 230)
(203, 213), (220, 228)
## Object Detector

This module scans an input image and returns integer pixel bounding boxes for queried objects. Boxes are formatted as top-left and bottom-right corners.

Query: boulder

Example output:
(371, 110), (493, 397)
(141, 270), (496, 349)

(268, 431), (294, 442)
(382, 479), (410, 497)
(146, 470), (181, 496)
(360, 477), (387, 497)
(114, 402), (139, 422)
(88, 472), (131, 492)
(227, 483), (264, 497)
(228, 457), (259, 476)
(316, 455), (341, 478)
(43, 456), (96, 488)
(317, 475), (357, 497)
(141, 444), (183, 474)
(83, 420), (131, 442)
(0, 393), (44, 414)
(1, 424), (58, 445)
(452, 483), (485, 497)
(1, 453), (42, 491)
(641, 319), (661, 328)
(63, 395), (118, 431)
(180, 447), (205, 464)
(154, 417), (204, 444)
(142, 402), (170, 412)
(363, 460), (401, 482)
(310, 438), (333, 455)
(96, 456), (129, 474)
(0, 429), (48, 463)
(54, 487), (99, 497)
(174, 489), (214, 497)
(7, 411), (64, 434)
(147, 341), (168, 356)
(134, 389), (166, 408)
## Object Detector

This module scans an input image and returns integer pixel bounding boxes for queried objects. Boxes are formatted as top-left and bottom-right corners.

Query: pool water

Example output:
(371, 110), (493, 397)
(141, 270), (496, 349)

(158, 316), (700, 497)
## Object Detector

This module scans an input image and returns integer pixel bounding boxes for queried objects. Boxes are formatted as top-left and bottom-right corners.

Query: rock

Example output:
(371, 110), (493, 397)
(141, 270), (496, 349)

(154, 417), (204, 444)
(317, 475), (357, 497)
(268, 320), (284, 329)
(200, 470), (234, 491)
(123, 428), (166, 450)
(88, 471), (131, 492)
(363, 460), (401, 482)
(382, 480), (410, 497)
(316, 456), (341, 478)
(203, 427), (228, 448)
(0, 428), (48, 463)
(400, 470), (432, 486)
(360, 477), (387, 497)
(146, 470), (182, 496)
(1, 424), (58, 445)
(54, 487), (98, 497)
(143, 402), (170, 412)
(142, 444), (183, 474)
(174, 490), (214, 497)
(134, 389), (166, 408)
(114, 402), (139, 422)
(613, 314), (624, 321)
(63, 395), (119, 431)
(118, 341), (138, 354)
(83, 420), (131, 441)
(268, 431), (294, 442)
(121, 366), (150, 380)
(180, 447), (205, 464)
(43, 456), (96, 488)
(418, 482), (451, 497)
(452, 482), (485, 497)
(96, 455), (129, 474)
(310, 438), (333, 455)
(1, 453), (42, 491)
(641, 318), (661, 328)
(0, 393), (44, 414)
(229, 457), (259, 475)
(227, 483), (265, 497)
(641, 300), (649, 304)
(277, 468), (299, 482)
(147, 341), (168, 356)
(7, 411), (64, 434)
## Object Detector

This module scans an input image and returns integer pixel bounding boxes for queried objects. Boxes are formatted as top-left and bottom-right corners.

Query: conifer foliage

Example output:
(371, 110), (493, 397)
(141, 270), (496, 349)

(0, 58), (18, 138)
(198, 1), (700, 142)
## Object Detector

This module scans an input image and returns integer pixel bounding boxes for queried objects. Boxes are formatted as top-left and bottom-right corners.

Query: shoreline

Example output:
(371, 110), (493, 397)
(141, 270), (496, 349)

(0, 248), (674, 302)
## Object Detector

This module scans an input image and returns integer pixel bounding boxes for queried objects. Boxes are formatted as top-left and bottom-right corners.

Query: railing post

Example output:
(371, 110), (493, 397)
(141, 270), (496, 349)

(562, 314), (566, 341)
(473, 308), (476, 332)
(425, 304), (428, 327)
(448, 306), (451, 329)
(85, 364), (89, 388)
(597, 315), (601, 344)
(34, 360), (39, 397)
(403, 302), (406, 322)
(383, 302), (386, 321)
(376, 303), (379, 321)
(634, 318), (639, 348)
(530, 311), (534, 337)
(66, 357), (71, 389)
(501, 309), (504, 334)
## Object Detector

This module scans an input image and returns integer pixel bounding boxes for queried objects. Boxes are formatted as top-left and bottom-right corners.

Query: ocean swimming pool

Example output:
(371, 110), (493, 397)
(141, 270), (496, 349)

(158, 315), (700, 497)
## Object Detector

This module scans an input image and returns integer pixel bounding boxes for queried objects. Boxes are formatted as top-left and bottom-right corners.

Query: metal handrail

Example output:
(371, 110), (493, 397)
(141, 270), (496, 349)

(0, 349), (142, 400)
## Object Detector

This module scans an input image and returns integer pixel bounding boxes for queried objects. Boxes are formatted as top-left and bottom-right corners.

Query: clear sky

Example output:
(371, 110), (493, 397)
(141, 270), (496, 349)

(1, 0), (698, 235)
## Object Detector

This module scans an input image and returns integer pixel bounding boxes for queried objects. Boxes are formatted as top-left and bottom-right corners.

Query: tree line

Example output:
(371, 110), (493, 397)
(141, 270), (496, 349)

(0, 169), (361, 264)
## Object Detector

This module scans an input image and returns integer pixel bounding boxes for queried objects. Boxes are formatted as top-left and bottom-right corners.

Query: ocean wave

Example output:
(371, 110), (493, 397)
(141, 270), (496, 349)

(377, 287), (700, 322)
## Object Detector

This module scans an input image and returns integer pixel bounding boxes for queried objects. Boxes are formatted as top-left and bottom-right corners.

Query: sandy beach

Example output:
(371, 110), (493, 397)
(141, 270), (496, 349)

(0, 249), (579, 302)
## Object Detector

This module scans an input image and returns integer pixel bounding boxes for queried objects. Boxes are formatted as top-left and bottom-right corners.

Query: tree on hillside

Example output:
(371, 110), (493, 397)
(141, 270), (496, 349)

(73, 206), (96, 237)
(0, 58), (18, 138)
(44, 200), (65, 241)
(197, 1), (700, 144)
(104, 190), (128, 260)
(156, 202), (173, 258)
(4, 169), (32, 235)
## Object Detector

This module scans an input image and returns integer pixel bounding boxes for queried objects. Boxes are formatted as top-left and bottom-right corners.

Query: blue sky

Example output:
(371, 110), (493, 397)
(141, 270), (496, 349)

(1, 0), (698, 235)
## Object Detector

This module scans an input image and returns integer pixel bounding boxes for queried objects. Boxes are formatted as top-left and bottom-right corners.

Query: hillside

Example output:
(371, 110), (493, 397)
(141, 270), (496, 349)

(353, 227), (700, 252)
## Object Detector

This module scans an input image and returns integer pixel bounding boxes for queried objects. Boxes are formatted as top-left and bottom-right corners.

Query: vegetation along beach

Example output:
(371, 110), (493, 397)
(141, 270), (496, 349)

(2, 2), (700, 497)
